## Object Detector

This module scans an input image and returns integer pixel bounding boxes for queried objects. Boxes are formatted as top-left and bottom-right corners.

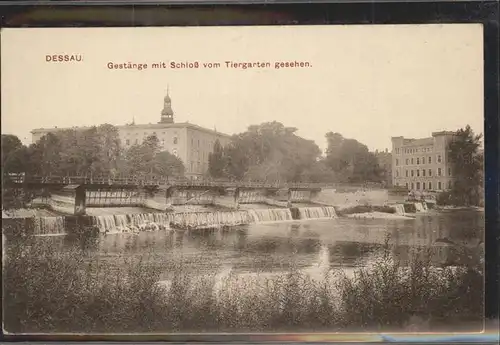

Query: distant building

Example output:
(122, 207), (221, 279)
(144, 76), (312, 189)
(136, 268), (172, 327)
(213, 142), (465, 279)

(31, 90), (231, 180)
(375, 149), (392, 187)
(391, 131), (457, 192)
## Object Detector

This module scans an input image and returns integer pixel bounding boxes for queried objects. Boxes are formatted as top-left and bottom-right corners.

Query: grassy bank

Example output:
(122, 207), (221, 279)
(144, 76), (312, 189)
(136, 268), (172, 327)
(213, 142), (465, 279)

(3, 236), (483, 333)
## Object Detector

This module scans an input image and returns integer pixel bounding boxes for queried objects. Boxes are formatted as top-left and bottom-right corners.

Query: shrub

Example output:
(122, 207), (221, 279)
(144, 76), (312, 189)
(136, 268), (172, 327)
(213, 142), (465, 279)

(2, 236), (483, 333)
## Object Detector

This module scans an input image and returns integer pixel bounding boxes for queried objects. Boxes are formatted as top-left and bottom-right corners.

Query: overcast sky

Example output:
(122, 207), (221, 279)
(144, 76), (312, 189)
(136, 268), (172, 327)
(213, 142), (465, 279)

(1, 24), (483, 152)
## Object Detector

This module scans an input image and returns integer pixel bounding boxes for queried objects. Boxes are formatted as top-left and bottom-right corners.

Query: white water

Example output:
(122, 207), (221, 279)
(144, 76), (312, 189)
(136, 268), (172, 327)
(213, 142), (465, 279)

(392, 204), (406, 215)
(298, 206), (337, 220)
(28, 206), (345, 235)
(247, 208), (293, 222)
(414, 202), (428, 213)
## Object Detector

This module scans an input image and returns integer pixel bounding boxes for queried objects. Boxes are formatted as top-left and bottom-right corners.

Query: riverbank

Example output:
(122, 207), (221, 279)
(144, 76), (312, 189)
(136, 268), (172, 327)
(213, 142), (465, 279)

(2, 238), (483, 333)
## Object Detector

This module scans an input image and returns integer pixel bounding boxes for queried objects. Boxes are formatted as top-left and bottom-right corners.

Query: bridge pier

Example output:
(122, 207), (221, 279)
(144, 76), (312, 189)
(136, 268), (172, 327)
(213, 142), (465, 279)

(74, 186), (86, 216)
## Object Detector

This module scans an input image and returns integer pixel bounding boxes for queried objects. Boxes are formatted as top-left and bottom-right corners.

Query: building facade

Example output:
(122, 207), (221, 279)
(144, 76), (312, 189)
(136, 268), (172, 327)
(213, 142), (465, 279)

(391, 131), (456, 192)
(31, 91), (231, 179)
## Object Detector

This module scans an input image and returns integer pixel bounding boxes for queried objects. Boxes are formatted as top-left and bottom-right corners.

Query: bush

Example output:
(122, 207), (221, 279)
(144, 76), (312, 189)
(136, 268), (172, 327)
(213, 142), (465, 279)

(2, 237), (483, 333)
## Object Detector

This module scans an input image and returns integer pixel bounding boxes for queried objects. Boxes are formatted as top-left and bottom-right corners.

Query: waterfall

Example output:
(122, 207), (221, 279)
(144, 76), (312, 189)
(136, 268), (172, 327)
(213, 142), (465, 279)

(414, 202), (427, 213)
(93, 213), (173, 233)
(170, 211), (250, 229)
(33, 217), (66, 236)
(297, 206), (337, 220)
(392, 204), (406, 215)
(247, 208), (293, 223)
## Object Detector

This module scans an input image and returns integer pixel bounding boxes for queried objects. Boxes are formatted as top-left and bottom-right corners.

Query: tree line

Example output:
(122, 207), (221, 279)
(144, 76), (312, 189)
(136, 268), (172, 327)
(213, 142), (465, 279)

(2, 121), (483, 207)
(1, 124), (184, 178)
(208, 121), (386, 184)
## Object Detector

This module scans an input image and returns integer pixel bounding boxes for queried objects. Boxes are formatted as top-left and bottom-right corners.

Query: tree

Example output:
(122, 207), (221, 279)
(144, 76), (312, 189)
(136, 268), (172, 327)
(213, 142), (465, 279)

(26, 133), (63, 175)
(208, 139), (226, 178)
(1, 135), (28, 173)
(324, 132), (383, 183)
(152, 151), (185, 177)
(220, 121), (322, 182)
(446, 125), (483, 206)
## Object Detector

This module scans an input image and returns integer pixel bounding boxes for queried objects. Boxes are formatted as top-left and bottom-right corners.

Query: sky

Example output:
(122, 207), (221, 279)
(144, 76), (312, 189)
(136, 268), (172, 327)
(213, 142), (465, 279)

(1, 24), (483, 152)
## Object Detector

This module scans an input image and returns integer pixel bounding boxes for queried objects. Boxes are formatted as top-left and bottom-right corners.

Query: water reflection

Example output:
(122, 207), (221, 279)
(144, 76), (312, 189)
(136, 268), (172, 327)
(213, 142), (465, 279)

(32, 209), (484, 275)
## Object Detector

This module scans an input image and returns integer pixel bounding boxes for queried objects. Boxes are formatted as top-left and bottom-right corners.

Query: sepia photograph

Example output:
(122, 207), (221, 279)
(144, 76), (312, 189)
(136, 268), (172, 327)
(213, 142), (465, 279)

(1, 24), (485, 334)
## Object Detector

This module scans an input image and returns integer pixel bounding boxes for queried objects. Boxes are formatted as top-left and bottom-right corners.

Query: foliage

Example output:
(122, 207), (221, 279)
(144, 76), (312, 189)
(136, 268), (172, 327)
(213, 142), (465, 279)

(209, 122), (323, 182)
(208, 139), (225, 178)
(1, 129), (185, 179)
(3, 237), (483, 333)
(324, 132), (383, 183)
(1, 135), (29, 173)
(443, 125), (483, 207)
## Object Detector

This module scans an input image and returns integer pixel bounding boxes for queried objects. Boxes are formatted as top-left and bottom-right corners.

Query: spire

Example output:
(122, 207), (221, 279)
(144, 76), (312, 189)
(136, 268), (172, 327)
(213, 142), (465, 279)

(160, 86), (174, 124)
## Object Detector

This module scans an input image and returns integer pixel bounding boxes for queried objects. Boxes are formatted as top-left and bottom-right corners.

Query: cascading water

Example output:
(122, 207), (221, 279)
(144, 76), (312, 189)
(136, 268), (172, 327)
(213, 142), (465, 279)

(170, 211), (251, 229)
(33, 216), (66, 236)
(247, 208), (293, 222)
(392, 204), (406, 215)
(414, 202), (427, 213)
(93, 213), (173, 233)
(297, 206), (337, 220)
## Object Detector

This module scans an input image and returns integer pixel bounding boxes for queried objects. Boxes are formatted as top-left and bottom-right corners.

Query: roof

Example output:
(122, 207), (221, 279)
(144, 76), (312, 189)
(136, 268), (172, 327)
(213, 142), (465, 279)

(31, 122), (231, 138)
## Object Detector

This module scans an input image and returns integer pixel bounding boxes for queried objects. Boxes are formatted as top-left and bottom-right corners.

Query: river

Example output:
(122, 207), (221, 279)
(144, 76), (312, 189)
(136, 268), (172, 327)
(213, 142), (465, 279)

(34, 208), (484, 282)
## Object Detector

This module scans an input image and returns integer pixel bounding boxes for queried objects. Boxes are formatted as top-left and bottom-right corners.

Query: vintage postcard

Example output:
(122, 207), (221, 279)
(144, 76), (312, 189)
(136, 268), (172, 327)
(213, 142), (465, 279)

(1, 24), (485, 334)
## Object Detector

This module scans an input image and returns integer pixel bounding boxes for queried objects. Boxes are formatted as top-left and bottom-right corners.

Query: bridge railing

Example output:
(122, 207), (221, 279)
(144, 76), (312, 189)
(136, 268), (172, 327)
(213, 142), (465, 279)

(5, 174), (339, 189)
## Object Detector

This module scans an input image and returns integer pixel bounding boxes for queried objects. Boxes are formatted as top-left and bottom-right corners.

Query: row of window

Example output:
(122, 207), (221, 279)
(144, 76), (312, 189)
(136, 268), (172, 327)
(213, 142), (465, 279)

(125, 137), (178, 145)
(395, 167), (451, 178)
(403, 180), (451, 191)
(394, 147), (433, 155)
(395, 155), (442, 166)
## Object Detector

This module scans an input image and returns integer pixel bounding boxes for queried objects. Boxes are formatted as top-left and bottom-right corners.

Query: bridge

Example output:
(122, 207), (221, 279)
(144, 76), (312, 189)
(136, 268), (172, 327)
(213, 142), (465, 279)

(3, 174), (337, 215)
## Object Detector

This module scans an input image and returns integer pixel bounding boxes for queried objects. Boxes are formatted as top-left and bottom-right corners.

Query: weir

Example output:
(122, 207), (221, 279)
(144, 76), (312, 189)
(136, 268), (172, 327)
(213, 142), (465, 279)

(2, 205), (339, 237)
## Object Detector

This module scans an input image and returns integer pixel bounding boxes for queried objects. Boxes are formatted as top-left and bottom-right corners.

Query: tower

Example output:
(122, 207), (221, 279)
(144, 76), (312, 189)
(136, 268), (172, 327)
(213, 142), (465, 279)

(159, 86), (174, 124)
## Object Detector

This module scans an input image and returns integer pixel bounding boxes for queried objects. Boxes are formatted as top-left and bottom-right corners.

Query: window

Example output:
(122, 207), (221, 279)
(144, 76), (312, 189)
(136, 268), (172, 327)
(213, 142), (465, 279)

(448, 180), (452, 189)
(429, 169), (432, 176)
(173, 137), (178, 144)
(438, 182), (442, 190)
(428, 182), (432, 190)
(411, 182), (415, 190)
(417, 170), (420, 177)
(417, 158), (420, 165)
(422, 183), (426, 190)
(406, 170), (409, 177)
(411, 170), (414, 177)
(396, 159), (399, 166)
(416, 182), (420, 190)
(428, 157), (431, 164)
(448, 168), (451, 176)
(406, 159), (409, 165)
(411, 158), (414, 164)
(396, 170), (399, 177)
(438, 168), (442, 176)
(406, 182), (409, 189)
(437, 155), (442, 163)
(423, 169), (426, 177)
(126, 139), (130, 145)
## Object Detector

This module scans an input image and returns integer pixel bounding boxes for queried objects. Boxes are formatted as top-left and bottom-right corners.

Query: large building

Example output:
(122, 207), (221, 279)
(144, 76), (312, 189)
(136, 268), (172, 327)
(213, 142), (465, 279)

(391, 131), (457, 192)
(31, 91), (232, 179)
